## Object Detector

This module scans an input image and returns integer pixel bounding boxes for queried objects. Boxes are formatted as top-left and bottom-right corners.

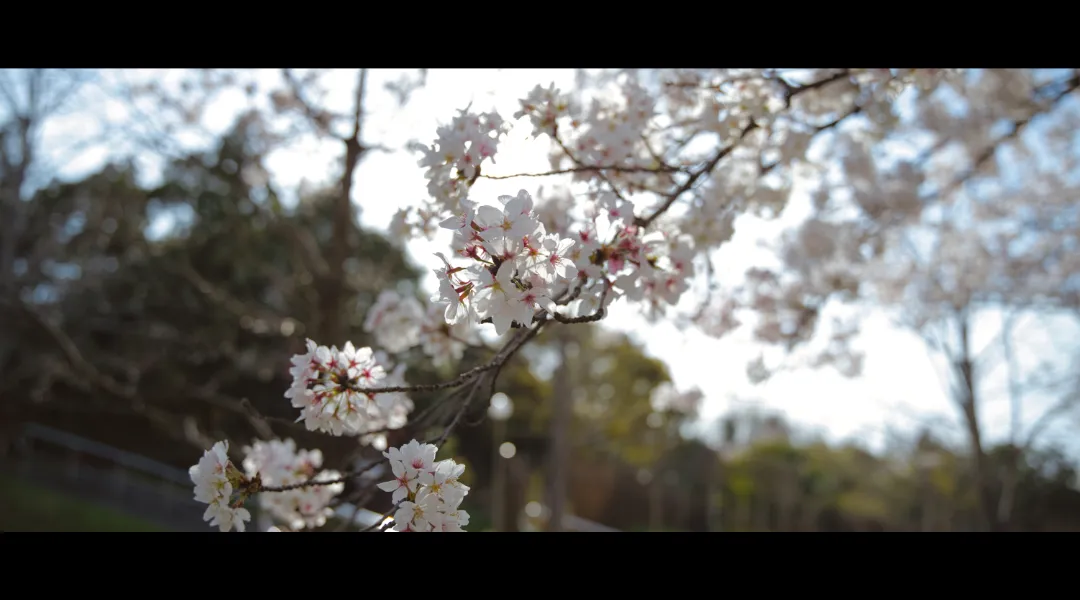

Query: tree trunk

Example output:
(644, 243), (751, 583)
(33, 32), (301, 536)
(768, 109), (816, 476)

(0, 108), (33, 294)
(506, 455), (528, 532)
(318, 69), (367, 345)
(492, 417), (506, 531)
(996, 457), (1017, 532)
(648, 478), (662, 531)
(706, 463), (719, 531)
(956, 313), (998, 532)
(997, 313), (1022, 530)
(547, 329), (572, 531)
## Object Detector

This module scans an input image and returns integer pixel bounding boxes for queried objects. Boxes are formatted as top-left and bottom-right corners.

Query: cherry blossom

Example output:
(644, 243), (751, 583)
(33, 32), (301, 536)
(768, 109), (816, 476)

(363, 289), (479, 370)
(379, 440), (471, 532)
(285, 339), (412, 438)
(189, 441), (251, 532)
(242, 439), (344, 531)
(415, 107), (509, 217)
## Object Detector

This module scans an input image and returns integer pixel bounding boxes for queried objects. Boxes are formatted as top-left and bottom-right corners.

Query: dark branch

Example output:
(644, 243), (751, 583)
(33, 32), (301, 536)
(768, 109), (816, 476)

(481, 164), (679, 180)
(636, 120), (760, 228)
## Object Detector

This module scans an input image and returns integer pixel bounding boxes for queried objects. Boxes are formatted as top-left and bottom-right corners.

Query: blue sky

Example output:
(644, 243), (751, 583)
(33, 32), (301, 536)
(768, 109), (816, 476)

(21, 68), (1080, 459)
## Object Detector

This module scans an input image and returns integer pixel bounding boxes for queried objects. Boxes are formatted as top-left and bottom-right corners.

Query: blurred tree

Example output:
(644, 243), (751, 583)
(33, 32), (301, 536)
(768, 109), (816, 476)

(714, 69), (1080, 531)
(705, 414), (1080, 532)
(0, 69), (99, 452)
(1, 116), (434, 474)
(441, 323), (700, 530)
(103, 69), (429, 346)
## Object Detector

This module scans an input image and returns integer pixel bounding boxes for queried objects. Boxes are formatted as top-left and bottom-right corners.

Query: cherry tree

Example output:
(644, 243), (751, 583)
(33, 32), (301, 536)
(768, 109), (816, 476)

(696, 69), (1080, 531)
(8, 68), (1069, 531)
(179, 68), (1024, 532)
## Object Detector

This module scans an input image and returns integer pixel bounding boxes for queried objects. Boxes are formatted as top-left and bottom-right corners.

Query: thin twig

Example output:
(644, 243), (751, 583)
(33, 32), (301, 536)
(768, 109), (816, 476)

(481, 164), (679, 180)
(259, 455), (385, 492)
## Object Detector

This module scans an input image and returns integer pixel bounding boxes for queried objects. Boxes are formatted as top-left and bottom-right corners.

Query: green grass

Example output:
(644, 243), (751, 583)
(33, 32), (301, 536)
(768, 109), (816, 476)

(0, 474), (166, 532)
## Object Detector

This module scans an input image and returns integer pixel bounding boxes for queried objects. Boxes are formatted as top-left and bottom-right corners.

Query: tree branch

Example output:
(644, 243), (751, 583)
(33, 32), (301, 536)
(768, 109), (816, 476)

(481, 164), (679, 180)
(636, 120), (759, 228)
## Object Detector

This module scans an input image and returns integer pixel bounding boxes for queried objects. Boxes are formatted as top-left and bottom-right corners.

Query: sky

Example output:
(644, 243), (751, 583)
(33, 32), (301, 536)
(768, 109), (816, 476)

(29, 68), (1080, 459)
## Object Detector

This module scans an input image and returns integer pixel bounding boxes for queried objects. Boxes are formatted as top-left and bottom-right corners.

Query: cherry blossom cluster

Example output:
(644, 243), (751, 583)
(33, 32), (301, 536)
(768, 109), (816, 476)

(430, 190), (575, 334)
(391, 108), (511, 241)
(674, 68), (1013, 381)
(285, 339), (413, 440)
(189, 436), (473, 532)
(418, 107), (507, 210)
(516, 80), (674, 196)
(376, 439), (471, 532)
(241, 439), (344, 531)
(611, 219), (698, 321)
(514, 82), (578, 137)
(394, 83), (710, 330)
(434, 188), (700, 330)
(188, 334), (480, 532)
(362, 289), (480, 370)
(189, 441), (252, 532)
(572, 80), (657, 168)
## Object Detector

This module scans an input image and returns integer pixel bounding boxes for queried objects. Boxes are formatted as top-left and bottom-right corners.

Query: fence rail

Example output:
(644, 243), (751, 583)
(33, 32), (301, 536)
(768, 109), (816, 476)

(6, 423), (209, 531)
(8, 423), (623, 532)
(19, 423), (192, 485)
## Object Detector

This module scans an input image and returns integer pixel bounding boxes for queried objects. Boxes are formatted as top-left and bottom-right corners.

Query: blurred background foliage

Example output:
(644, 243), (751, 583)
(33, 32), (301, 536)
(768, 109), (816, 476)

(1, 69), (1078, 531)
